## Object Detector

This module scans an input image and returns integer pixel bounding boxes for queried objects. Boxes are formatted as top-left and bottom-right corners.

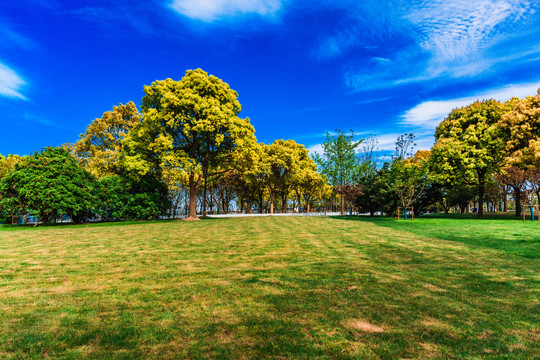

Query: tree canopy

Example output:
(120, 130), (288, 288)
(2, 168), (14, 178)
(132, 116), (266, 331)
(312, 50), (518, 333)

(431, 99), (506, 218)
(74, 101), (141, 178)
(123, 69), (257, 220)
(0, 147), (96, 225)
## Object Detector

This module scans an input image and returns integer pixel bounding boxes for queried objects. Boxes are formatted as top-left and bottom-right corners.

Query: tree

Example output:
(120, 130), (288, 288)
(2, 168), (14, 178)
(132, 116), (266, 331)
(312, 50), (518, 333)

(431, 99), (506, 219)
(123, 69), (257, 220)
(96, 175), (171, 221)
(228, 142), (264, 214)
(0, 154), (22, 180)
(499, 89), (540, 168)
(292, 163), (326, 213)
(74, 101), (141, 177)
(497, 166), (528, 216)
(262, 140), (311, 214)
(394, 133), (416, 160)
(387, 151), (429, 218)
(313, 130), (362, 214)
(0, 147), (96, 225)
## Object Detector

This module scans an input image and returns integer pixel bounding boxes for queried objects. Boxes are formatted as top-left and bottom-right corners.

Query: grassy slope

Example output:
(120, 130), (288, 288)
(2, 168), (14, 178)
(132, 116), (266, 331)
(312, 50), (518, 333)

(0, 217), (538, 359)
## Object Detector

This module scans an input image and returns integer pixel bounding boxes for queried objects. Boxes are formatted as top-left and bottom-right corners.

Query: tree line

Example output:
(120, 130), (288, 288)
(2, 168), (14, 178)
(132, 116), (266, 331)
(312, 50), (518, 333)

(1, 68), (539, 224)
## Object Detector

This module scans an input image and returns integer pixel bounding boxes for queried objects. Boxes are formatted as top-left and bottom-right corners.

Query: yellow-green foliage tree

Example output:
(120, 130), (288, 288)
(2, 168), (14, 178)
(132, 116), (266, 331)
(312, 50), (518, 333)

(262, 139), (312, 214)
(293, 167), (327, 212)
(431, 99), (506, 219)
(124, 69), (257, 220)
(74, 101), (141, 177)
(229, 142), (264, 214)
(499, 89), (540, 168)
(0, 154), (22, 180)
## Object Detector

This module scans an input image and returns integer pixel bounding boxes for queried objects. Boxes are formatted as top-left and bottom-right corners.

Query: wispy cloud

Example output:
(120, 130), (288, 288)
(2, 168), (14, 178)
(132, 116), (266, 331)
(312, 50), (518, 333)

(22, 113), (63, 129)
(287, 96), (392, 115)
(69, 5), (157, 36)
(401, 81), (540, 130)
(169, 0), (282, 22)
(324, 0), (540, 90)
(406, 0), (535, 78)
(0, 23), (36, 51)
(0, 62), (26, 100)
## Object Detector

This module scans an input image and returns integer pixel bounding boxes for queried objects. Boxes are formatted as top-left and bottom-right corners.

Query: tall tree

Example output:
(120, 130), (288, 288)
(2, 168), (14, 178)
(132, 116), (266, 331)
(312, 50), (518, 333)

(74, 101), (141, 177)
(431, 100), (506, 219)
(123, 69), (257, 220)
(314, 130), (362, 214)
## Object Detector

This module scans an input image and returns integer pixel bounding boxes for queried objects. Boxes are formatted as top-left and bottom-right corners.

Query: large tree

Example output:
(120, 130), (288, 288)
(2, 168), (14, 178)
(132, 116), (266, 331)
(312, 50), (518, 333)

(123, 69), (257, 220)
(74, 101), (141, 177)
(431, 99), (506, 219)
(313, 130), (362, 215)
(0, 147), (96, 225)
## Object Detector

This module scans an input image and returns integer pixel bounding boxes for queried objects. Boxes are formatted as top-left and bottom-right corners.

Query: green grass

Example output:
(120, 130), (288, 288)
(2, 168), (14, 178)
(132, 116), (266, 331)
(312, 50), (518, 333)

(0, 216), (538, 359)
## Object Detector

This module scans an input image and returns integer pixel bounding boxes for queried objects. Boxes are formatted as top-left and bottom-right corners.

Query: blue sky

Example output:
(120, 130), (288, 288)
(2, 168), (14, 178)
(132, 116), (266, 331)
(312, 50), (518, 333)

(1, 0), (540, 157)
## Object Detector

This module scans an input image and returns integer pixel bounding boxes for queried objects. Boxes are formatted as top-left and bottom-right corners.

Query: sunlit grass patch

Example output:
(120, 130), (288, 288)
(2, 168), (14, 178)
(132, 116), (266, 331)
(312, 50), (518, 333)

(0, 216), (538, 359)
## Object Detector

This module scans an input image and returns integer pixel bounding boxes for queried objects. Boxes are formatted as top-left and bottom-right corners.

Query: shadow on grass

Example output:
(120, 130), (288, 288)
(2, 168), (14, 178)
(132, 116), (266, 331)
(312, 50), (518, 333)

(330, 215), (540, 259)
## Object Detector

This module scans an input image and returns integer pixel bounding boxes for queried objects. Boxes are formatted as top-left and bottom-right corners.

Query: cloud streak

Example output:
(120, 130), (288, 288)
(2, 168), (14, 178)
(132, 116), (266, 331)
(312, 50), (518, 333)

(0, 62), (26, 100)
(169, 0), (282, 22)
(401, 81), (540, 130)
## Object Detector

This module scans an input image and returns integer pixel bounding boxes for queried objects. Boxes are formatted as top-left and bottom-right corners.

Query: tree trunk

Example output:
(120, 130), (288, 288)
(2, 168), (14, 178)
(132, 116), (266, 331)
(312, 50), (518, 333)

(269, 192), (274, 214)
(246, 200), (252, 214)
(281, 192), (288, 213)
(340, 194), (345, 215)
(185, 173), (202, 221)
(202, 175), (208, 217)
(503, 186), (508, 212)
(477, 175), (485, 219)
(513, 186), (522, 217)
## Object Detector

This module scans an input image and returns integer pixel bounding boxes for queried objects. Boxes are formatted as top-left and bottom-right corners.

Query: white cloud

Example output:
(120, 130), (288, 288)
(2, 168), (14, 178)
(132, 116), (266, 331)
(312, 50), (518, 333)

(307, 143), (323, 156)
(401, 81), (540, 130)
(0, 62), (26, 100)
(169, 0), (282, 21)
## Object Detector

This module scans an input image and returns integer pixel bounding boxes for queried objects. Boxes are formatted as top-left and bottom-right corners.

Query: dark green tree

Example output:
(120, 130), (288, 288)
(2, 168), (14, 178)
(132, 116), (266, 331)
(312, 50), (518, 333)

(96, 175), (171, 221)
(0, 147), (97, 225)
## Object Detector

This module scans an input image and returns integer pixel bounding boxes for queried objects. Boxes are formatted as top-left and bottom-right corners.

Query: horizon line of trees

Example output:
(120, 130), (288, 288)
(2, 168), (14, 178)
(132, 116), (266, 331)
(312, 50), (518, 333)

(1, 68), (539, 225)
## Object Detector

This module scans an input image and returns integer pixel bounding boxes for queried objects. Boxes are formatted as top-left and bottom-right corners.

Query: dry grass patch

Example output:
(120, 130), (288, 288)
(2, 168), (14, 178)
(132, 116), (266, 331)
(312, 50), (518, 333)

(345, 320), (385, 333)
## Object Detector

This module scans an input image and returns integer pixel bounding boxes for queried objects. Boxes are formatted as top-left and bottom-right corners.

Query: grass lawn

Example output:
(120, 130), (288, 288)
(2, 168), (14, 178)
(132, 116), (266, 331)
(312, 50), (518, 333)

(0, 216), (538, 359)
